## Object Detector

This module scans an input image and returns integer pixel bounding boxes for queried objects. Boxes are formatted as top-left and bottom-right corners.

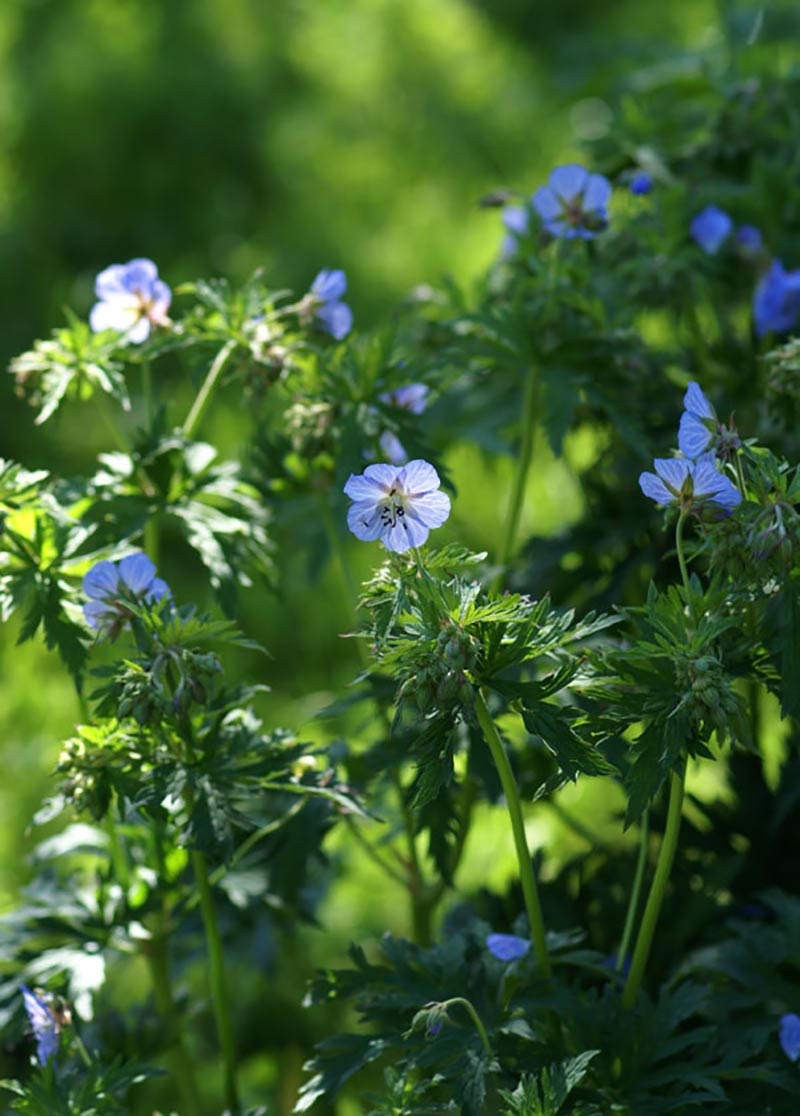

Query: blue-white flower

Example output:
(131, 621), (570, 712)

(378, 383), (429, 465)
(678, 382), (717, 460)
(532, 164), (612, 240)
(690, 205), (732, 254)
(753, 260), (800, 337)
(486, 933), (530, 961)
(89, 258), (171, 343)
(344, 460), (450, 553)
(21, 985), (59, 1067)
(779, 1013), (800, 1062)
(83, 553), (170, 640)
(309, 269), (353, 340)
(639, 453), (741, 514)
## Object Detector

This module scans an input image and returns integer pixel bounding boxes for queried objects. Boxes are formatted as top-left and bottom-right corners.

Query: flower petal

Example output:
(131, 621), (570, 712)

(502, 205), (529, 236)
(380, 517), (425, 552)
(678, 413), (713, 460)
(653, 457), (691, 493)
(347, 501), (385, 542)
(398, 459), (441, 494)
(548, 163), (589, 202)
(95, 265), (130, 299)
(394, 511), (430, 549)
(83, 559), (120, 600)
(344, 464), (399, 500)
(83, 599), (115, 629)
(532, 185), (562, 221)
(486, 933), (530, 961)
(121, 258), (158, 294)
(125, 316), (152, 344)
(690, 205), (732, 254)
(582, 172), (612, 210)
(118, 553), (156, 595)
(89, 297), (140, 334)
(378, 430), (408, 465)
(683, 382), (715, 420)
(311, 268), (347, 301)
(380, 383), (428, 414)
(779, 1013), (800, 1062)
(691, 458), (742, 511)
(639, 472), (674, 506)
(409, 490), (451, 529)
(147, 577), (171, 603)
(316, 300), (353, 340)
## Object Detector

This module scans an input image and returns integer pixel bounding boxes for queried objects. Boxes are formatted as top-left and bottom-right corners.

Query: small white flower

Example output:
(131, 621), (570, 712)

(343, 460), (450, 553)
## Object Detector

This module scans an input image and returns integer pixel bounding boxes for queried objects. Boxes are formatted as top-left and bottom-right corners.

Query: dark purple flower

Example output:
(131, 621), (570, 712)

(630, 172), (652, 196)
(753, 260), (800, 337)
(779, 1013), (800, 1062)
(21, 985), (59, 1067)
(83, 553), (170, 640)
(532, 164), (611, 240)
(309, 269), (353, 340)
(486, 933), (530, 961)
(690, 205), (733, 254)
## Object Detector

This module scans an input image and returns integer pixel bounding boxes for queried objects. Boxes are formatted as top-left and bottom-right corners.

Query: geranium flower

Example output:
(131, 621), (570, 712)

(83, 553), (170, 640)
(500, 204), (530, 257)
(629, 172), (652, 196)
(639, 453), (741, 514)
(378, 383), (429, 464)
(690, 205), (732, 254)
(89, 258), (171, 343)
(753, 260), (800, 337)
(344, 459), (450, 553)
(532, 164), (611, 240)
(20, 985), (59, 1067)
(678, 382), (717, 460)
(779, 1013), (800, 1062)
(736, 225), (762, 253)
(486, 933), (530, 961)
(308, 269), (353, 340)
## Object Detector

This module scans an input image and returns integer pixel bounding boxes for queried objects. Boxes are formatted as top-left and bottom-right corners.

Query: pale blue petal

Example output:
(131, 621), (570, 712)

(118, 553), (156, 595)
(502, 205), (529, 236)
(311, 268), (347, 301)
(543, 217), (571, 238)
(125, 316), (152, 344)
(83, 560), (120, 600)
(486, 933), (530, 961)
(779, 1013), (800, 1062)
(95, 264), (130, 299)
(21, 985), (58, 1067)
(639, 472), (674, 506)
(344, 464), (399, 499)
(380, 383), (428, 414)
(378, 430), (408, 464)
(582, 173), (612, 210)
(83, 599), (115, 629)
(532, 185), (562, 221)
(316, 300), (353, 340)
(121, 258), (158, 294)
(690, 205), (732, 254)
(410, 490), (451, 529)
(89, 297), (139, 334)
(150, 279), (172, 315)
(654, 457), (691, 492)
(683, 382), (714, 419)
(347, 501), (384, 542)
(380, 518), (424, 552)
(678, 413), (713, 460)
(692, 458), (741, 510)
(548, 164), (589, 202)
(394, 512), (430, 549)
(147, 577), (171, 603)
(398, 459), (441, 494)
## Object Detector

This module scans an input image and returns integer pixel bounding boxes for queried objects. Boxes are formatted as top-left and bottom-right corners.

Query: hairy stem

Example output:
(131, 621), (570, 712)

(675, 512), (691, 599)
(146, 934), (203, 1116)
(616, 809), (649, 973)
(492, 364), (538, 591)
(622, 761), (686, 1008)
(182, 339), (236, 439)
(474, 689), (550, 978)
(443, 997), (493, 1056)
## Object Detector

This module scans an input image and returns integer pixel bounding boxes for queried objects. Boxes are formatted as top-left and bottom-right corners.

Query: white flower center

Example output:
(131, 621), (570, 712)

(379, 487), (407, 530)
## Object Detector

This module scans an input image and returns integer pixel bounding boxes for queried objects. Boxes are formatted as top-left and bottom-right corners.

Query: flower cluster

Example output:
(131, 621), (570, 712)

(83, 553), (170, 640)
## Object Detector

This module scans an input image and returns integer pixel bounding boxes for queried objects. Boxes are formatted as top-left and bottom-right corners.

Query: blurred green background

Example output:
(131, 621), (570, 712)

(0, 0), (750, 1108)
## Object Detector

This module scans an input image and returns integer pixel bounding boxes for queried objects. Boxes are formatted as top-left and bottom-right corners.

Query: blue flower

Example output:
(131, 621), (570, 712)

(344, 460), (450, 553)
(779, 1013), (800, 1062)
(690, 206), (733, 254)
(500, 204), (530, 258)
(83, 553), (170, 640)
(678, 382), (717, 460)
(486, 933), (530, 961)
(21, 985), (59, 1067)
(308, 269), (353, 340)
(532, 164), (612, 240)
(639, 453), (741, 514)
(89, 258), (171, 343)
(630, 172), (652, 196)
(736, 225), (762, 253)
(378, 384), (429, 465)
(753, 260), (800, 337)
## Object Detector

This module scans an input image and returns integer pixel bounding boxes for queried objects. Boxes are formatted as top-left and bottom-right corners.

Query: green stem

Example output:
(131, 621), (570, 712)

(146, 934), (203, 1116)
(191, 849), (240, 1113)
(474, 689), (550, 978)
(442, 997), (493, 1056)
(182, 339), (236, 440)
(95, 392), (131, 453)
(734, 450), (748, 501)
(616, 810), (649, 973)
(622, 761), (687, 1008)
(675, 512), (691, 599)
(492, 364), (538, 591)
(141, 360), (154, 426)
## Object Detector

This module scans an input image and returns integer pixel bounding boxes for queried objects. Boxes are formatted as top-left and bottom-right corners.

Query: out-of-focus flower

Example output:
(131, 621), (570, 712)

(779, 1013), (800, 1062)
(21, 985), (59, 1067)
(486, 933), (530, 961)
(532, 164), (612, 239)
(753, 260), (800, 337)
(690, 205), (733, 254)
(736, 225), (762, 253)
(89, 258), (171, 343)
(639, 453), (741, 514)
(344, 460), (450, 553)
(500, 204), (530, 258)
(378, 383), (429, 464)
(630, 172), (652, 196)
(83, 553), (170, 640)
(308, 269), (353, 340)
